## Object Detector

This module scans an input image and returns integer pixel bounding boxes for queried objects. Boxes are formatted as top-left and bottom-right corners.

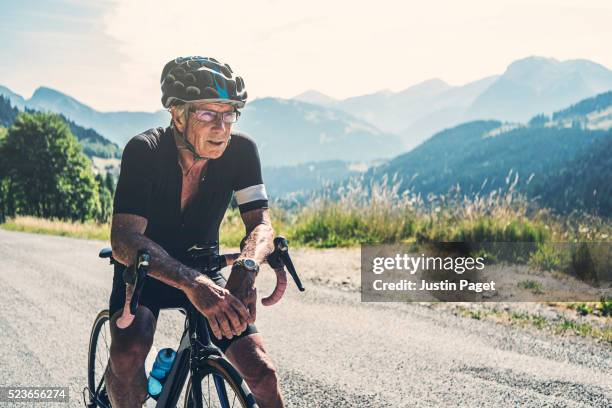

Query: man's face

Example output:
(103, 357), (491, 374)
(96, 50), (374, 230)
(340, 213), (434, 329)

(183, 102), (235, 159)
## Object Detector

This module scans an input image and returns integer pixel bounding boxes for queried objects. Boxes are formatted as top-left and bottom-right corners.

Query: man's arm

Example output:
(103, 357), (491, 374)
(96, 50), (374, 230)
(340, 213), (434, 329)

(111, 213), (197, 290)
(238, 208), (275, 264)
(111, 213), (249, 338)
(224, 208), (274, 323)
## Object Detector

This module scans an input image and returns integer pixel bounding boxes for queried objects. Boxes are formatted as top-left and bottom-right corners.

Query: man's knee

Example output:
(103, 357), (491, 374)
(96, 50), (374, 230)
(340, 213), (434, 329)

(245, 353), (279, 392)
(109, 306), (156, 375)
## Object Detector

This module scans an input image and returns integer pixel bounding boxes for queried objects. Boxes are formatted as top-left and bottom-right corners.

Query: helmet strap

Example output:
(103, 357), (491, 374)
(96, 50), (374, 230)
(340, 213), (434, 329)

(172, 104), (206, 161)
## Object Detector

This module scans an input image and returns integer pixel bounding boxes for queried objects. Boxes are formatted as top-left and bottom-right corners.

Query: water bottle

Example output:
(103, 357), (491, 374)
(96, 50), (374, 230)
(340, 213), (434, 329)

(147, 348), (177, 400)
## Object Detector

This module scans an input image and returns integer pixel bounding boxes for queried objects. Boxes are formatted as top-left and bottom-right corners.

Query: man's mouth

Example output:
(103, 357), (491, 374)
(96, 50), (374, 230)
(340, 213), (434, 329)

(207, 140), (225, 147)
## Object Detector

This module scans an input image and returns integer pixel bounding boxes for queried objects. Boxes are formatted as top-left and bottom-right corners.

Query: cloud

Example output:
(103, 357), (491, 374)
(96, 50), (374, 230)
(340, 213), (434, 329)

(2, 0), (611, 111)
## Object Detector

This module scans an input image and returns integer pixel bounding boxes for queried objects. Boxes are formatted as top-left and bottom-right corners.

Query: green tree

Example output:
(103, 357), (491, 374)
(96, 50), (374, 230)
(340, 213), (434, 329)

(2, 112), (101, 221)
(95, 173), (113, 222)
(528, 113), (548, 127)
(0, 126), (10, 222)
(104, 172), (116, 195)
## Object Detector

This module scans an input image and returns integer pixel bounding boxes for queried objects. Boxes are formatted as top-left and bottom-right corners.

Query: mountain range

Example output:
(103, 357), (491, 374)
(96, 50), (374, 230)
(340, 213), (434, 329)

(0, 88), (403, 166)
(363, 91), (612, 216)
(2, 55), (611, 180)
(294, 56), (612, 150)
(235, 98), (402, 166)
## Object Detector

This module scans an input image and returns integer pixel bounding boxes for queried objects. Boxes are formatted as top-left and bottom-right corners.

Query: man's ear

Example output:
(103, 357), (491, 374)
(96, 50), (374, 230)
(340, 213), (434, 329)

(171, 108), (186, 133)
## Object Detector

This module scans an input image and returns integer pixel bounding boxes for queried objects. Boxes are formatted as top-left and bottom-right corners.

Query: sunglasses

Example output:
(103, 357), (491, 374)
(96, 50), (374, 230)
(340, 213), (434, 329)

(189, 107), (241, 124)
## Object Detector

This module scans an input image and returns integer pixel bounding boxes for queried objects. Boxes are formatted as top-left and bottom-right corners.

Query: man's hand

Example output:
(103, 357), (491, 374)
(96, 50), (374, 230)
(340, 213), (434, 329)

(225, 265), (258, 324)
(183, 274), (250, 339)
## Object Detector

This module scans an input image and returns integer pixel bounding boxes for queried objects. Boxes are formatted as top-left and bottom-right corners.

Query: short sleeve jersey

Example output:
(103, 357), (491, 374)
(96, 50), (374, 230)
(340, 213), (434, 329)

(113, 127), (268, 260)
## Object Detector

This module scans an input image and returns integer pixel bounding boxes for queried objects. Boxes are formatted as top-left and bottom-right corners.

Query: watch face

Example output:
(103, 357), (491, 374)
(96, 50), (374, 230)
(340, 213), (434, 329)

(243, 259), (257, 269)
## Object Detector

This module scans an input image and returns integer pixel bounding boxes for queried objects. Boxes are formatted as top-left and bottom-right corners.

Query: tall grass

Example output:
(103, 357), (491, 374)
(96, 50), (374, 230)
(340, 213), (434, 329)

(289, 176), (555, 248)
(3, 176), (610, 256)
(291, 177), (418, 247)
(1, 216), (110, 241)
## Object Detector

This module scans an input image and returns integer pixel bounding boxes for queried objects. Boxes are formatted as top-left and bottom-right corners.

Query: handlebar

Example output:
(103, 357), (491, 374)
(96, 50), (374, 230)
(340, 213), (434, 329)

(119, 235), (303, 318)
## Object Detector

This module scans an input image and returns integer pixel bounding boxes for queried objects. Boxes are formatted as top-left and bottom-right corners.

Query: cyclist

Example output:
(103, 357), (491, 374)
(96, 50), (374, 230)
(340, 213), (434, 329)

(105, 56), (285, 408)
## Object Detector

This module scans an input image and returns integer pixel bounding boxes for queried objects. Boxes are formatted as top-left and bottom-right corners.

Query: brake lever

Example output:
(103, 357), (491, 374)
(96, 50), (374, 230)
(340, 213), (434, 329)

(272, 236), (305, 292)
(128, 249), (150, 315)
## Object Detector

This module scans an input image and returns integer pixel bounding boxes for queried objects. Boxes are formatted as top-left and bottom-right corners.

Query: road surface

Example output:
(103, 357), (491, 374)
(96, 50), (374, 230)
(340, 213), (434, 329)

(0, 230), (610, 407)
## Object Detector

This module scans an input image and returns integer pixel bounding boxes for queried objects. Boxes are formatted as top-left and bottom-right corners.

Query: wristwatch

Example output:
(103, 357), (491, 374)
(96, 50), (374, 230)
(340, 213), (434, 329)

(233, 258), (260, 276)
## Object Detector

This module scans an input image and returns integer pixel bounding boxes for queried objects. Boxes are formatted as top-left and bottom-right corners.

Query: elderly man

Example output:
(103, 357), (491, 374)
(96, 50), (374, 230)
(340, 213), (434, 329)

(105, 56), (284, 408)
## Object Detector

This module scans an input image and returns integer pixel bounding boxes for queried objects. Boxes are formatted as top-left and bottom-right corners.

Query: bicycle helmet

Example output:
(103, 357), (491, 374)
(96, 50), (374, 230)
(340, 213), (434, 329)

(161, 56), (247, 108)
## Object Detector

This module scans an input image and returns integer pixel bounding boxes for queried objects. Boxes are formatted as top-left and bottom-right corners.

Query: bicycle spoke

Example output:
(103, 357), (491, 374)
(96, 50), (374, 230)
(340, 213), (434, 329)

(101, 323), (109, 351)
(207, 375), (212, 408)
(96, 352), (104, 374)
(206, 375), (212, 403)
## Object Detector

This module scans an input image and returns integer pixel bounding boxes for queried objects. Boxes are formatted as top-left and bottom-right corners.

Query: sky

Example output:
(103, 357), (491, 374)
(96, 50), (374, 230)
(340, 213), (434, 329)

(1, 0), (611, 112)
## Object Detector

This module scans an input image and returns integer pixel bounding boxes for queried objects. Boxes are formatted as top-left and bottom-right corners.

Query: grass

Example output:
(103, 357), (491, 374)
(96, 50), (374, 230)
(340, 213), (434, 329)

(1, 216), (110, 241)
(566, 301), (612, 317)
(455, 305), (611, 343)
(517, 280), (544, 294)
(2, 209), (295, 248)
(3, 178), (611, 256)
(218, 208), (294, 247)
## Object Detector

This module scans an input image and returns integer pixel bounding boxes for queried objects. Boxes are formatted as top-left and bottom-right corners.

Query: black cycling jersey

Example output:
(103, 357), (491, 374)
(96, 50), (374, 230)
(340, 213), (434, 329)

(112, 126), (268, 261)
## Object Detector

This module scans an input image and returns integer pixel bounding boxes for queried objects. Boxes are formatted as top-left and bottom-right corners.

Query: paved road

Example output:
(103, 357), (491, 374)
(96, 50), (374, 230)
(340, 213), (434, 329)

(0, 230), (610, 407)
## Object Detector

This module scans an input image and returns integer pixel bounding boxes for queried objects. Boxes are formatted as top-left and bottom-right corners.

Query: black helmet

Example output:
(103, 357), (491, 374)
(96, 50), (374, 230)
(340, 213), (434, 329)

(161, 56), (247, 108)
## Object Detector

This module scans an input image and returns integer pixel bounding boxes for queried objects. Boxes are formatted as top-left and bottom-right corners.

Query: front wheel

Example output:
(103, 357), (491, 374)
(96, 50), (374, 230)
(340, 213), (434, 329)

(86, 309), (112, 408)
(184, 355), (258, 408)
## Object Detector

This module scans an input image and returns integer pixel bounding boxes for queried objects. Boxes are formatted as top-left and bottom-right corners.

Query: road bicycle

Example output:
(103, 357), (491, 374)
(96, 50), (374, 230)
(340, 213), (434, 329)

(84, 237), (304, 408)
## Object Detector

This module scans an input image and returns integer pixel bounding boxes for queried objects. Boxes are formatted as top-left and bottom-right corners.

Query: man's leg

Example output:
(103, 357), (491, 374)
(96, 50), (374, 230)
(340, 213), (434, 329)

(105, 306), (157, 408)
(224, 333), (285, 408)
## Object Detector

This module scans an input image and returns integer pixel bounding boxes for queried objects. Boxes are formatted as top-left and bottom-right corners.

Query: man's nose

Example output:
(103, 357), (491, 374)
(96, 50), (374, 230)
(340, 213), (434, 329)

(212, 118), (227, 131)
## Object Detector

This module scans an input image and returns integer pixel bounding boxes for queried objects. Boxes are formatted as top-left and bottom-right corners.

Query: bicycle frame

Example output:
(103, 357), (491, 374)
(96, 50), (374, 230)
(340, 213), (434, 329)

(154, 303), (227, 408)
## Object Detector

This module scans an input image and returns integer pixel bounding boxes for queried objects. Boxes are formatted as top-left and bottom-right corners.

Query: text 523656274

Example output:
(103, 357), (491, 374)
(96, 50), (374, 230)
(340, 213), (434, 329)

(0, 387), (69, 403)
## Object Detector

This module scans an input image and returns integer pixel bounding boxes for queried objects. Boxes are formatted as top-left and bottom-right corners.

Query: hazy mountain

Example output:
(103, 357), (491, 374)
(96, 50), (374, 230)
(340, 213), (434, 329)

(294, 76), (498, 149)
(263, 160), (368, 197)
(365, 91), (612, 216)
(25, 87), (170, 146)
(0, 86), (170, 146)
(552, 90), (612, 130)
(0, 86), (403, 166)
(236, 98), (403, 166)
(0, 95), (120, 159)
(0, 85), (26, 110)
(293, 90), (337, 106)
(294, 56), (612, 151)
(0, 96), (19, 127)
(466, 57), (612, 121)
(397, 75), (500, 149)
(336, 79), (452, 133)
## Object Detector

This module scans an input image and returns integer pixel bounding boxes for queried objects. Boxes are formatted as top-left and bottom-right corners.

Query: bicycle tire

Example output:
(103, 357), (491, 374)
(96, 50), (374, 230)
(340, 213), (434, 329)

(184, 355), (258, 408)
(87, 309), (112, 408)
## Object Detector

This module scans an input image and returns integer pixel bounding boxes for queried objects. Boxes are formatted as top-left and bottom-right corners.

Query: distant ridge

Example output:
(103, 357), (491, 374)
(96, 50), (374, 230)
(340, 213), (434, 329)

(292, 56), (612, 150)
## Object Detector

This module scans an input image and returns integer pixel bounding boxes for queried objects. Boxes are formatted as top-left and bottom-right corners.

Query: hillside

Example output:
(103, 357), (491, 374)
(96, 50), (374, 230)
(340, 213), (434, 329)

(26, 87), (170, 146)
(467, 57), (612, 122)
(552, 91), (612, 130)
(0, 86), (170, 147)
(236, 98), (403, 166)
(0, 96), (121, 159)
(365, 91), (612, 216)
(263, 160), (369, 197)
(533, 132), (612, 215)
(0, 96), (19, 127)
